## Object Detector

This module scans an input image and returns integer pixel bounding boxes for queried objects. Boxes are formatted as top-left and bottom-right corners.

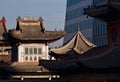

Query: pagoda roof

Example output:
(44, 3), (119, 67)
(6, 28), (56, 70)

(40, 59), (87, 71)
(50, 28), (96, 57)
(40, 59), (120, 75)
(8, 16), (65, 43)
(84, 1), (120, 23)
(43, 45), (120, 69)
(40, 45), (120, 74)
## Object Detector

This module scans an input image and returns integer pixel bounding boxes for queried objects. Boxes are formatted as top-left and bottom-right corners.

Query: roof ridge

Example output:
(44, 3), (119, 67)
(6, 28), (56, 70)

(78, 30), (96, 47)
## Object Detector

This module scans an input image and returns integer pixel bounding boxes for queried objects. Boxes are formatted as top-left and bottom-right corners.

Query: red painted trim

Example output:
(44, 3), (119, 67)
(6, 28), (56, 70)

(108, 23), (120, 45)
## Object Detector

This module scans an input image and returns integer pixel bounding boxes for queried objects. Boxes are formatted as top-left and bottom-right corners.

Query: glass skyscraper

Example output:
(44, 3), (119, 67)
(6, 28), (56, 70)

(64, 0), (108, 46)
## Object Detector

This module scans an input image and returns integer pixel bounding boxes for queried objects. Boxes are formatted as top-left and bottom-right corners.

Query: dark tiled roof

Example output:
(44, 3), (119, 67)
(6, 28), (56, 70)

(9, 17), (65, 43)
(40, 59), (88, 71)
(84, 1), (120, 22)
(50, 29), (96, 56)
(40, 45), (120, 71)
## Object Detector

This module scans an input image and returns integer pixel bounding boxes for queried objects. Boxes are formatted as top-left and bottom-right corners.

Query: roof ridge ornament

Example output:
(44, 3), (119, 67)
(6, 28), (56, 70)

(23, 17), (27, 20)
(39, 17), (45, 32)
(39, 17), (43, 22)
(33, 17), (37, 21)
(17, 16), (22, 21)
(2, 17), (6, 22)
(28, 16), (32, 20)
(77, 26), (80, 32)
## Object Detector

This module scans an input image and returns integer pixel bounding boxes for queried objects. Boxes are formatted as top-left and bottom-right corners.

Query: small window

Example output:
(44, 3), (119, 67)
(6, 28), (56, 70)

(38, 57), (41, 60)
(25, 48), (28, 55)
(25, 56), (28, 61)
(29, 48), (33, 54)
(34, 57), (37, 61)
(34, 48), (37, 54)
(38, 48), (42, 54)
(30, 56), (32, 61)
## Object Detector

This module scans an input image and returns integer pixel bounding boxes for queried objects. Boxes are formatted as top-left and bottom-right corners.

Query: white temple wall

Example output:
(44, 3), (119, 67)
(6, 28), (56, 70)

(18, 43), (48, 62)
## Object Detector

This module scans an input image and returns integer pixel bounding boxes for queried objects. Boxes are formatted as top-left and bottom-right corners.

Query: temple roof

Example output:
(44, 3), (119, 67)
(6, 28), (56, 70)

(8, 16), (65, 43)
(84, 1), (120, 23)
(40, 45), (120, 73)
(40, 59), (87, 71)
(50, 29), (96, 57)
(42, 45), (120, 69)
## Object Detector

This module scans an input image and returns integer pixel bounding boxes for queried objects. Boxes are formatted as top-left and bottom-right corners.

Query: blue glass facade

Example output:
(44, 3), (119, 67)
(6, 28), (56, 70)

(93, 19), (108, 46)
(93, 0), (108, 46)
(67, 0), (85, 7)
(66, 7), (84, 21)
(64, 0), (108, 46)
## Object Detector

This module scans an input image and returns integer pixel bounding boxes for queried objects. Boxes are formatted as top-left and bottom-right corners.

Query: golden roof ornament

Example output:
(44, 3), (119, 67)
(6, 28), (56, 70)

(33, 17), (37, 21)
(28, 16), (32, 20)
(23, 17), (27, 20)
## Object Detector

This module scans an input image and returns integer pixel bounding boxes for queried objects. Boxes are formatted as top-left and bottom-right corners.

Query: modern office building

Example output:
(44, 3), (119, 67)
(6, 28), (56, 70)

(64, 0), (108, 46)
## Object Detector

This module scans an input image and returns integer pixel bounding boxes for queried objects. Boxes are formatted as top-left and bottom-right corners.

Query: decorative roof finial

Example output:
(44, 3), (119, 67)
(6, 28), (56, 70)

(17, 16), (21, 21)
(28, 16), (32, 20)
(78, 26), (80, 31)
(33, 17), (37, 21)
(2, 17), (6, 21)
(39, 17), (45, 32)
(39, 17), (43, 22)
(23, 17), (27, 20)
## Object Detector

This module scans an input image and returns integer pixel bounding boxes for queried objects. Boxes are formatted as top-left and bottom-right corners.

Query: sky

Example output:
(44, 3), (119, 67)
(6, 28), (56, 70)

(0, 0), (67, 47)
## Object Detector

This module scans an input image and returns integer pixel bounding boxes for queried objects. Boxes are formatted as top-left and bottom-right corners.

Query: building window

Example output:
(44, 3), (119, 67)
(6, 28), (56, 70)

(38, 57), (41, 60)
(25, 56), (28, 61)
(34, 48), (37, 54)
(25, 48), (28, 55)
(29, 48), (33, 54)
(24, 47), (42, 55)
(38, 48), (42, 54)
(30, 56), (32, 61)
(34, 57), (37, 61)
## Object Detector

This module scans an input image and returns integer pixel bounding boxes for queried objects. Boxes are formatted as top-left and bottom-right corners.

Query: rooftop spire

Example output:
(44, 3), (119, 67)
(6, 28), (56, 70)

(77, 26), (80, 32)
(39, 17), (45, 31)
